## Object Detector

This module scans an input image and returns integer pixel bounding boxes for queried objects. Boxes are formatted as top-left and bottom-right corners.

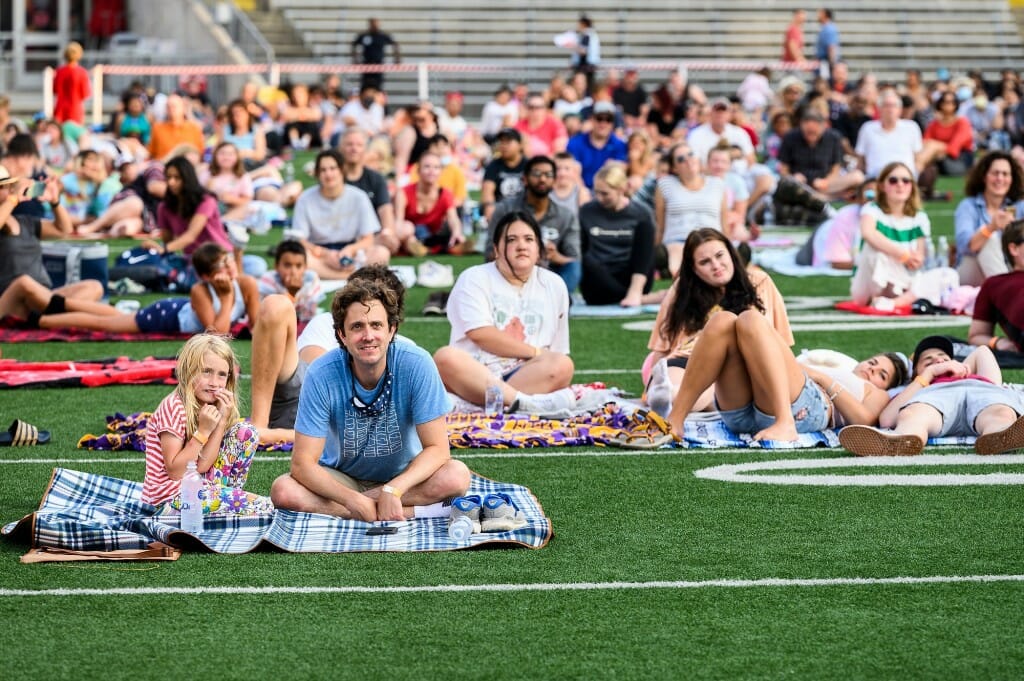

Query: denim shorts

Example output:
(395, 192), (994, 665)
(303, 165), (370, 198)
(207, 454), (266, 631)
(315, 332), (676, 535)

(718, 374), (830, 436)
(902, 379), (1024, 436)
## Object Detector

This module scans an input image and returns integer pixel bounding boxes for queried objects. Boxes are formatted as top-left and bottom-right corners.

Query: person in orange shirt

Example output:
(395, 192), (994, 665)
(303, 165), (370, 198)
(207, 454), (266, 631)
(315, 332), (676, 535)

(149, 94), (204, 160)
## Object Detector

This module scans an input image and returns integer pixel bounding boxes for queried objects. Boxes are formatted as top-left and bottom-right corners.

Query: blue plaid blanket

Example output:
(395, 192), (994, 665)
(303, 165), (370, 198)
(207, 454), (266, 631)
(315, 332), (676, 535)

(1, 468), (551, 554)
(681, 413), (840, 449)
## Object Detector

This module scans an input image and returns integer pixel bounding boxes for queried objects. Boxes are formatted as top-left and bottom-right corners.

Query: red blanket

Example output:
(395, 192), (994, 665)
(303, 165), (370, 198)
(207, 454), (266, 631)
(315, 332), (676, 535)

(0, 320), (250, 343)
(0, 357), (177, 388)
(834, 300), (912, 316)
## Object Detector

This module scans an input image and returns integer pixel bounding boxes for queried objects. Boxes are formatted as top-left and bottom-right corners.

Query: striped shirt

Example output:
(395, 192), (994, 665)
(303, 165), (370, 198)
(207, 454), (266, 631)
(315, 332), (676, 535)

(142, 391), (187, 505)
(656, 175), (725, 244)
(859, 201), (930, 252)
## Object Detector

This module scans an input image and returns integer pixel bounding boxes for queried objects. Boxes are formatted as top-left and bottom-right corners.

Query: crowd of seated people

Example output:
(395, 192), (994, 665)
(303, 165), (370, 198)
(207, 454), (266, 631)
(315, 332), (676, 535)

(8, 57), (1024, 458)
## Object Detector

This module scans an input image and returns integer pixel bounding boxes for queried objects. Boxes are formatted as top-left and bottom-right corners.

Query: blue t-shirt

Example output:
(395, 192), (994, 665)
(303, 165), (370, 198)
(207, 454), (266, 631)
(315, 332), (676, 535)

(295, 341), (453, 482)
(816, 23), (840, 61)
(566, 132), (628, 189)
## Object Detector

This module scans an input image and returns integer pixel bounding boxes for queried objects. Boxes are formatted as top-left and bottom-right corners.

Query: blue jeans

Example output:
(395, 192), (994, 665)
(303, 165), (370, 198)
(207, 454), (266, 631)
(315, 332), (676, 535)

(550, 260), (581, 295)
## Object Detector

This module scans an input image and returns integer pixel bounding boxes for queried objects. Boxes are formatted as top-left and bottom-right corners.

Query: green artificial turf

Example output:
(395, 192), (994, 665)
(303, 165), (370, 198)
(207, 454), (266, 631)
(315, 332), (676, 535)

(1, 176), (1022, 680)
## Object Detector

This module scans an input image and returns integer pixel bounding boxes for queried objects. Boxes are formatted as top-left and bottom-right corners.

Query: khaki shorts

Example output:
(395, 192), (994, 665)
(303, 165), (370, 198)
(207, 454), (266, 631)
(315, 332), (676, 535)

(322, 466), (381, 493)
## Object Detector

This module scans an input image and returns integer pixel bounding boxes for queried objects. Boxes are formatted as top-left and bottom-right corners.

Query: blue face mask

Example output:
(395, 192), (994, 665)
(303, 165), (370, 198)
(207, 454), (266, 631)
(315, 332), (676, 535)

(956, 86), (973, 102)
(864, 189), (876, 201)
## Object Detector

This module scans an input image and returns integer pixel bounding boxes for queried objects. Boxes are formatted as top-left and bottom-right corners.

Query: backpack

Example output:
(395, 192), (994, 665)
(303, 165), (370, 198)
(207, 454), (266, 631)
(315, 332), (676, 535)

(109, 247), (196, 293)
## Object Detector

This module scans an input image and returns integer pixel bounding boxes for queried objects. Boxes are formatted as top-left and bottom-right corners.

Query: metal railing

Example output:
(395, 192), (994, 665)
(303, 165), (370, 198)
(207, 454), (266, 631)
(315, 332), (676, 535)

(199, 0), (275, 66)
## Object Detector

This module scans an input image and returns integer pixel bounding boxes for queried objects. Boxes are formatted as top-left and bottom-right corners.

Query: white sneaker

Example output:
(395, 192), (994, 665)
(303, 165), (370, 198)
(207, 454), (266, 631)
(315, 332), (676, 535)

(513, 388), (576, 418)
(646, 359), (674, 418)
(417, 261), (454, 288)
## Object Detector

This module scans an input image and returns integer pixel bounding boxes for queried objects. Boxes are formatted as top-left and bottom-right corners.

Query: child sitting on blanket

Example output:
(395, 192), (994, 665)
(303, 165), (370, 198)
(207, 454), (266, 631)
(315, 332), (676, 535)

(35, 242), (260, 334)
(142, 332), (272, 513)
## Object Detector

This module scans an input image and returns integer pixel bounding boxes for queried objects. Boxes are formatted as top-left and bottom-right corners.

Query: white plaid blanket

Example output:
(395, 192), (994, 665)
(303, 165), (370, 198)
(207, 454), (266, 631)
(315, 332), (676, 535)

(1, 468), (552, 554)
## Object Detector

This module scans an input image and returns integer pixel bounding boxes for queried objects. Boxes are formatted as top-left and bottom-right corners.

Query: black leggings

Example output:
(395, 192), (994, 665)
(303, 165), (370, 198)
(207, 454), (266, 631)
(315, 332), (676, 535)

(579, 255), (653, 305)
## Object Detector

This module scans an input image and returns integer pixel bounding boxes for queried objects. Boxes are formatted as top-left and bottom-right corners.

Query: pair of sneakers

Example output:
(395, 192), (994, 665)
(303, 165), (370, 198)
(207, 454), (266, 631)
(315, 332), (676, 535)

(449, 493), (527, 534)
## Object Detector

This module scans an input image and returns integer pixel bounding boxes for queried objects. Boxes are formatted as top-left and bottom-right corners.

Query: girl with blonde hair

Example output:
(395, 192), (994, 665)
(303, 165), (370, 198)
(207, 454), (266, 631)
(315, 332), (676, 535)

(142, 333), (272, 515)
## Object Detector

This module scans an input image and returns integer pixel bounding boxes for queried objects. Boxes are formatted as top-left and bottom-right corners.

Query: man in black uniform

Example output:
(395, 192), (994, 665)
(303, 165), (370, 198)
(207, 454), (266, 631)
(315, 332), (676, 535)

(351, 18), (401, 91)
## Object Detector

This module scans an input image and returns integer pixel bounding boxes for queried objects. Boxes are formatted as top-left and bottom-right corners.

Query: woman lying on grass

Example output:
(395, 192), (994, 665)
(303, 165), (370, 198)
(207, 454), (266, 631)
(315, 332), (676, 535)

(661, 235), (908, 442)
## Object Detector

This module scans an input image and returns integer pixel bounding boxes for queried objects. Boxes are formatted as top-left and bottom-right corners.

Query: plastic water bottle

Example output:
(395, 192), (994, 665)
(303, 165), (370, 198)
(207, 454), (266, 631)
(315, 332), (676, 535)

(448, 515), (474, 541)
(925, 237), (936, 269)
(937, 235), (950, 268)
(284, 161), (295, 184)
(484, 375), (504, 416)
(180, 460), (204, 534)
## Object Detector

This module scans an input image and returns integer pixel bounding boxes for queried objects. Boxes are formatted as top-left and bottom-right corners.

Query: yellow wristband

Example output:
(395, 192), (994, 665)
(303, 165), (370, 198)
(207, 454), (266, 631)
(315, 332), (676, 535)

(533, 346), (541, 357)
(988, 336), (1000, 349)
(382, 484), (402, 498)
(915, 376), (930, 388)
(899, 251), (911, 264)
(981, 225), (993, 238)
(193, 431), (209, 446)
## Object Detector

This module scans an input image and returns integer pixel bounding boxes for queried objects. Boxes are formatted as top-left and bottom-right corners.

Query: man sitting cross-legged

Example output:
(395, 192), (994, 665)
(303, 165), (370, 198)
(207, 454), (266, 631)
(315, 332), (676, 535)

(839, 335), (1024, 456)
(269, 276), (470, 520)
(249, 264), (407, 445)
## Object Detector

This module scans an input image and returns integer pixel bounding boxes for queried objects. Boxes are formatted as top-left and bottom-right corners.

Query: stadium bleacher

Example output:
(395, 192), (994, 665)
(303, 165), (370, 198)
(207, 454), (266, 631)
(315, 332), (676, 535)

(237, 0), (1024, 110)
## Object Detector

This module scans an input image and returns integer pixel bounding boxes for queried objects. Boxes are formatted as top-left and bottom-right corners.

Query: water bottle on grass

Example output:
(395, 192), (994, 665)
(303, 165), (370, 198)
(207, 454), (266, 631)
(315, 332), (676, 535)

(484, 375), (504, 416)
(180, 460), (204, 534)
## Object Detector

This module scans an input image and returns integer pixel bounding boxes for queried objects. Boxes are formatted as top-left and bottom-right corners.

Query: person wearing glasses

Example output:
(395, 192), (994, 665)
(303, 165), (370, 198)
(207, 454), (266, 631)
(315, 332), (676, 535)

(566, 101), (628, 189)
(849, 161), (951, 308)
(486, 156), (581, 294)
(269, 275), (470, 520)
(514, 92), (568, 158)
(654, 141), (726, 277)
(968, 218), (1024, 355)
(953, 151), (1024, 286)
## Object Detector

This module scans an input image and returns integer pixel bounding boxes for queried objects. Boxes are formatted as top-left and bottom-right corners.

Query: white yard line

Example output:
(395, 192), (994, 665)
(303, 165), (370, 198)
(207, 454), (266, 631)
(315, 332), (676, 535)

(2, 574), (1021, 598)
(694, 454), (1024, 486)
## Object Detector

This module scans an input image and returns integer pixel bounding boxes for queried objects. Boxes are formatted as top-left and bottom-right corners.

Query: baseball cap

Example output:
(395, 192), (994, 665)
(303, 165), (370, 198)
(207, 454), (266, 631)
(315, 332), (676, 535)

(0, 165), (21, 187)
(912, 335), (955, 374)
(445, 91), (463, 101)
(710, 97), (730, 110)
(592, 101), (616, 116)
(496, 127), (521, 141)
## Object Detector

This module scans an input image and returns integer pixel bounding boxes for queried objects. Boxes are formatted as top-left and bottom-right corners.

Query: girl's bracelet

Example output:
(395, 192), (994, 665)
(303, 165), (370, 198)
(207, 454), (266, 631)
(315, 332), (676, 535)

(988, 336), (1000, 350)
(193, 430), (209, 446)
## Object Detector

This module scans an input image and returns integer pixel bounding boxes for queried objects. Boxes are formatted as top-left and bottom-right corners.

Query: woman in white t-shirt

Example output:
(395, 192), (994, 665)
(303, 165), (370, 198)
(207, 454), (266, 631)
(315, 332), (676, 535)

(434, 211), (577, 416)
(655, 141), (727, 276)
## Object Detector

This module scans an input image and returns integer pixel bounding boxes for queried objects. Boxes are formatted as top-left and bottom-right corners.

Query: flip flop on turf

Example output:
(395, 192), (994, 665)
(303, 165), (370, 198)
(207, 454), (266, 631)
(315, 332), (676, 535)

(0, 419), (51, 446)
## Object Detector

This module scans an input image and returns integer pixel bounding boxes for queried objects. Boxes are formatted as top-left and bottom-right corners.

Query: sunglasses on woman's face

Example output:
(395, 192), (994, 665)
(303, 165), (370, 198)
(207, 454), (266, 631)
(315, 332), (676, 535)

(674, 151), (695, 162)
(887, 176), (913, 185)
